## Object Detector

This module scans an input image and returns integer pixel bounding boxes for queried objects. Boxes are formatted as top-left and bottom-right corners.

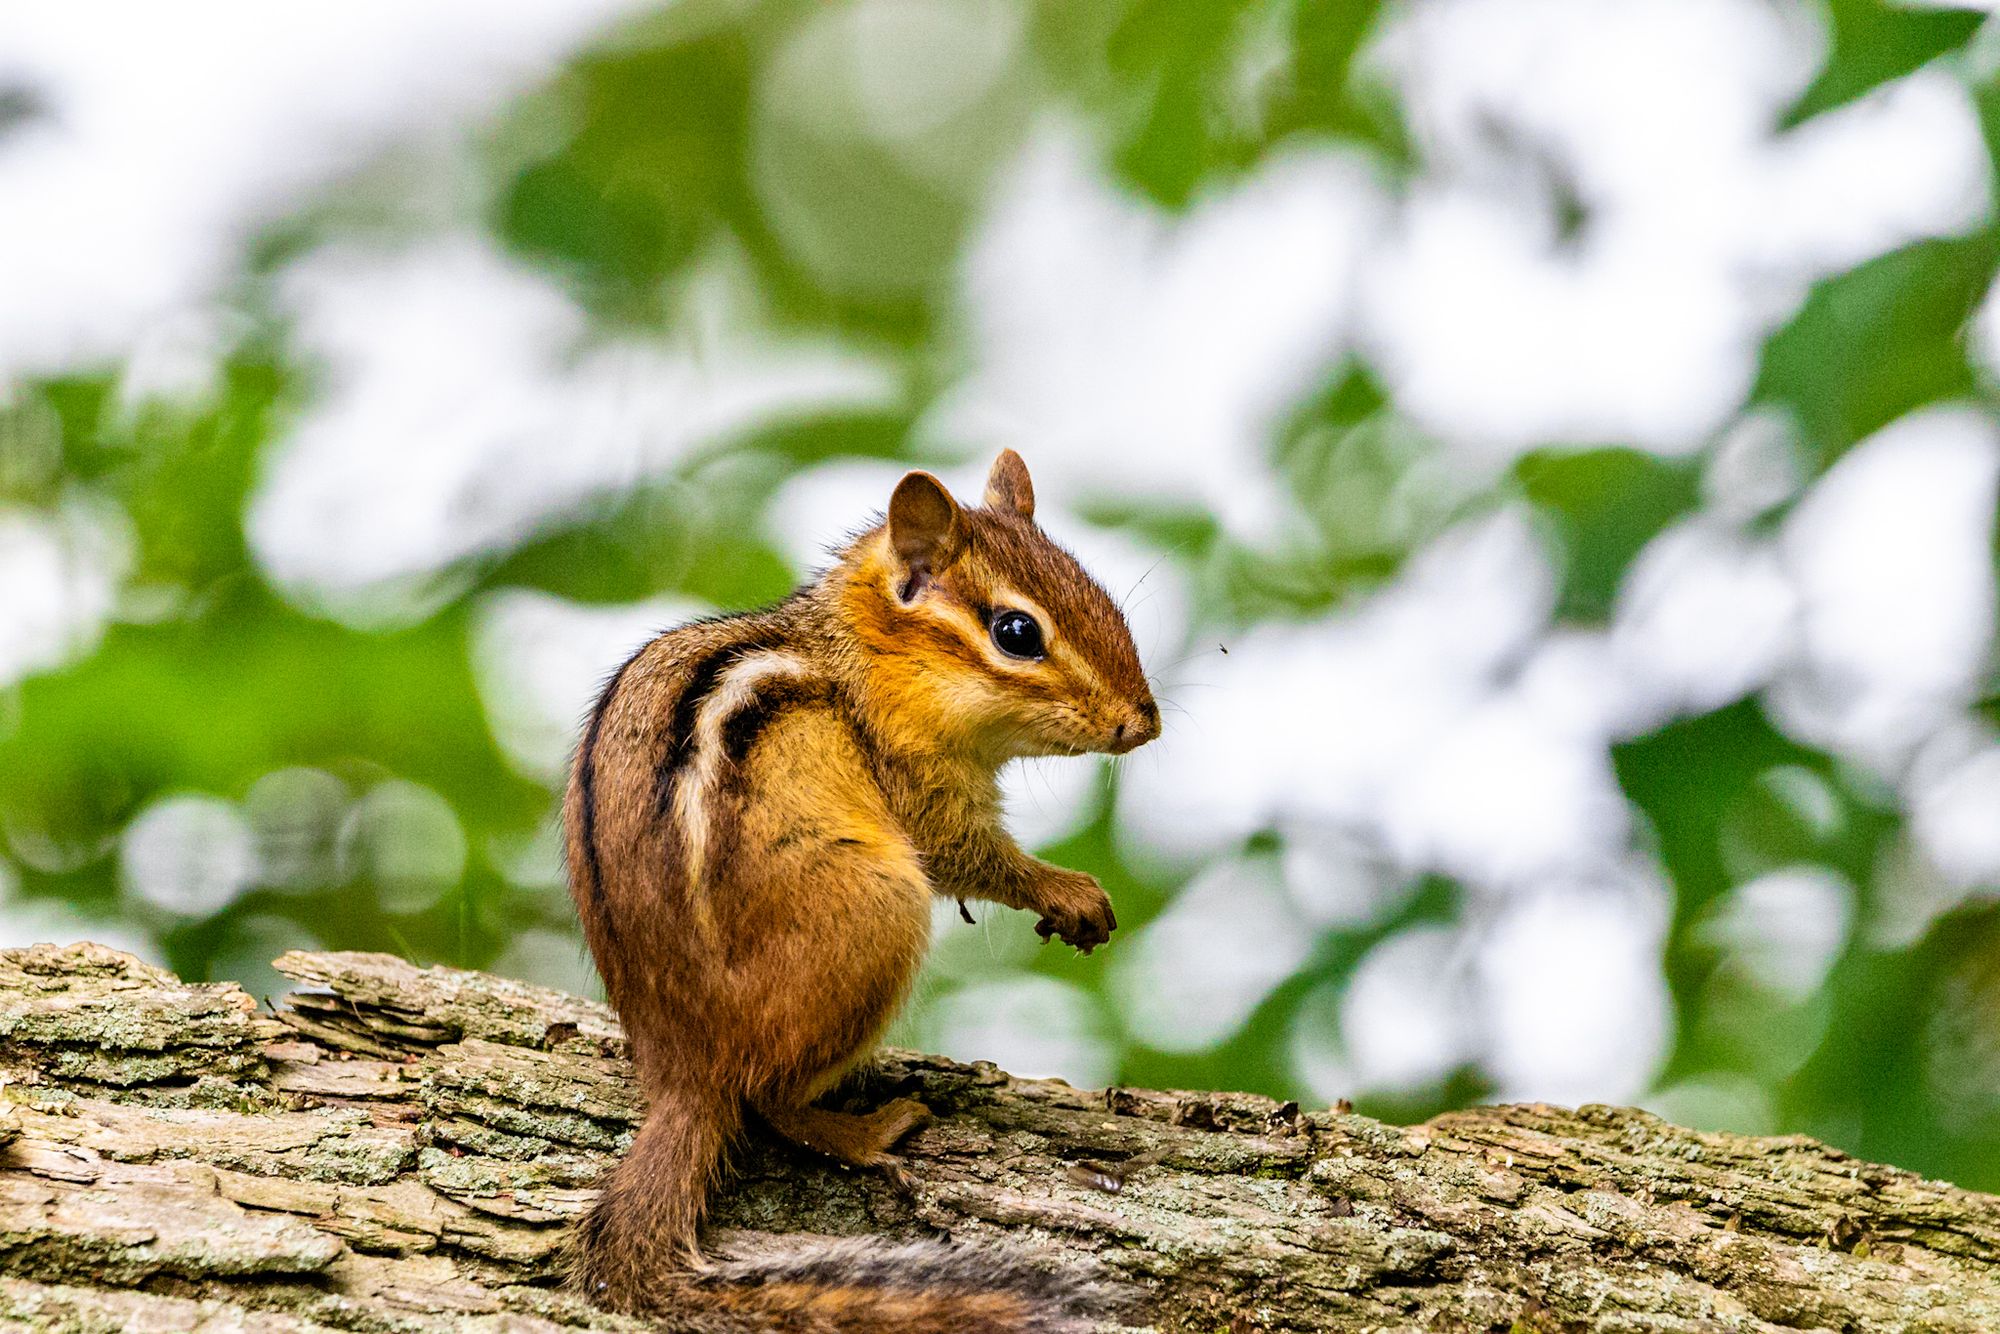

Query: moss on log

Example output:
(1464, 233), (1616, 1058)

(0, 941), (1994, 1332)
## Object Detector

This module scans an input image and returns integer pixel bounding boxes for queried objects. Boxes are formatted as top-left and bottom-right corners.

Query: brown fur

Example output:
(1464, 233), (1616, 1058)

(564, 452), (1156, 1329)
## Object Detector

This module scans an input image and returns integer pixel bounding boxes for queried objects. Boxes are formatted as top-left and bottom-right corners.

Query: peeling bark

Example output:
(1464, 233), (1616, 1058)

(0, 941), (1995, 1332)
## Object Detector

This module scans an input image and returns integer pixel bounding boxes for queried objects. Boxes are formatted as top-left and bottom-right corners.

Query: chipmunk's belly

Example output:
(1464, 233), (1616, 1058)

(718, 709), (933, 1097)
(719, 820), (930, 1099)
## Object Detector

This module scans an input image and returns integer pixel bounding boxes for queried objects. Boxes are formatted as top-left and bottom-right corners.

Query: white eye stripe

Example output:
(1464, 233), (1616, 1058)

(989, 586), (1050, 629)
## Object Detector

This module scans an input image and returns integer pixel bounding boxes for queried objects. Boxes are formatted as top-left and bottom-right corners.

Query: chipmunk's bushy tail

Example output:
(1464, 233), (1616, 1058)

(572, 1091), (736, 1307)
(572, 1099), (1116, 1333)
(676, 1236), (1118, 1334)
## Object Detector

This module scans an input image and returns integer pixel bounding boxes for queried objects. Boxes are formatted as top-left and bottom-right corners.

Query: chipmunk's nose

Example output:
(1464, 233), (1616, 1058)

(1109, 698), (1161, 753)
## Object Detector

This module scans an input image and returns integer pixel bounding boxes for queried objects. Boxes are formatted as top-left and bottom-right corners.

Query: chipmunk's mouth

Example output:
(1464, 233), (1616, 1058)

(1029, 730), (1094, 759)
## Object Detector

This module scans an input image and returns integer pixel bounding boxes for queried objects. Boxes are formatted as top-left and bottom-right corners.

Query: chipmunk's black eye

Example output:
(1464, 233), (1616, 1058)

(990, 610), (1045, 660)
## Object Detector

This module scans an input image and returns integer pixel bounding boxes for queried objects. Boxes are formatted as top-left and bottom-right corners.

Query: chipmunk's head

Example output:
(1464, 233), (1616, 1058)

(847, 451), (1159, 761)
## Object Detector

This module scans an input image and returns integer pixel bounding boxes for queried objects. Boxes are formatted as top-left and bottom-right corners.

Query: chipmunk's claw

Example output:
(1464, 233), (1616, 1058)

(1035, 892), (1116, 953)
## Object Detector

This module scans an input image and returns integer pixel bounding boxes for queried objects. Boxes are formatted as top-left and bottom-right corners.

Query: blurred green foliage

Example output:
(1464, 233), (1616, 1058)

(4, 0), (2000, 1196)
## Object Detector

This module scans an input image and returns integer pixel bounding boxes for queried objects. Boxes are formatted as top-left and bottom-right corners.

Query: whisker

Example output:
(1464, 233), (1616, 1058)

(1155, 696), (1205, 736)
(1155, 643), (1230, 675)
(1120, 553), (1172, 613)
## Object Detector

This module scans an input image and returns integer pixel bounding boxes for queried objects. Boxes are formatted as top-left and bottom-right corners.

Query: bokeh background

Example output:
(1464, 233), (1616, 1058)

(5, 0), (2000, 1189)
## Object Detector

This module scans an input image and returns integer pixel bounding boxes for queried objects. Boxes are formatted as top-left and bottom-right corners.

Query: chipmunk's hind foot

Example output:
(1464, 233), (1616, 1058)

(759, 1096), (931, 1172)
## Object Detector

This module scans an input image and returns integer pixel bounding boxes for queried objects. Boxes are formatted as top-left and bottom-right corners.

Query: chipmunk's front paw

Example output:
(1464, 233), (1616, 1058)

(1033, 872), (1117, 954)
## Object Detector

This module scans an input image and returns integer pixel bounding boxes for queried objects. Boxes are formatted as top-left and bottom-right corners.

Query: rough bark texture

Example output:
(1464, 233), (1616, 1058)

(0, 943), (1996, 1333)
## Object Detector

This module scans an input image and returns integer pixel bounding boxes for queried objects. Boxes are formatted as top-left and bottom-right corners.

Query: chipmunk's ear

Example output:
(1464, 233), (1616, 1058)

(983, 449), (1035, 520)
(888, 470), (964, 597)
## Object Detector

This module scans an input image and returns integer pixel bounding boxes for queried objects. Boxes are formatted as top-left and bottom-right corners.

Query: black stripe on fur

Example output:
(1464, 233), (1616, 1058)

(653, 634), (770, 815)
(575, 643), (645, 914)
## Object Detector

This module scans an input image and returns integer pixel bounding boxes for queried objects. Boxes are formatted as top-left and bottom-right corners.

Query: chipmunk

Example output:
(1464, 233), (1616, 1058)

(563, 451), (1159, 1332)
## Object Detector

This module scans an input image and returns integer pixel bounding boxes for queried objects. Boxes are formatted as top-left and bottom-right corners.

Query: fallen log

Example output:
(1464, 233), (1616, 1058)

(0, 941), (1992, 1332)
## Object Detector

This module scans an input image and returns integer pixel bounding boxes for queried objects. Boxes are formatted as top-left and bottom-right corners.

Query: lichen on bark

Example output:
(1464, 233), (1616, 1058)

(0, 940), (1996, 1332)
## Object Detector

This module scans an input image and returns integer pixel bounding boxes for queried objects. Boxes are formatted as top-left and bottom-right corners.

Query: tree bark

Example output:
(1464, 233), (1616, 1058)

(0, 942), (1994, 1333)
